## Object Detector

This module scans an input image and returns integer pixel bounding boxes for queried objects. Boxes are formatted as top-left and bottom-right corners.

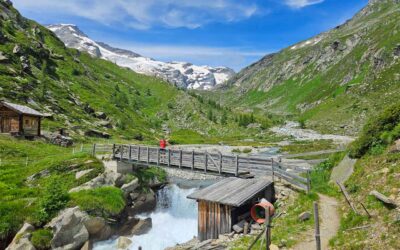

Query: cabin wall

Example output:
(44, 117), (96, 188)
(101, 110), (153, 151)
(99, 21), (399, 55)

(198, 201), (232, 241)
(22, 115), (40, 136)
(0, 107), (19, 133)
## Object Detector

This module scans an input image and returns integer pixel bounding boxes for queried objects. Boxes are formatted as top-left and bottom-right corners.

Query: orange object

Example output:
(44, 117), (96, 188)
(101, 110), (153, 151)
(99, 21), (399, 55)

(251, 201), (275, 224)
(160, 139), (167, 149)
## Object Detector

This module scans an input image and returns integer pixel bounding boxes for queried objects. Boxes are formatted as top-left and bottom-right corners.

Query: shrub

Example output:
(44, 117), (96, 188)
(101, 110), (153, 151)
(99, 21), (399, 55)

(350, 102), (400, 158)
(36, 178), (69, 224)
(31, 229), (52, 250)
(69, 187), (125, 218)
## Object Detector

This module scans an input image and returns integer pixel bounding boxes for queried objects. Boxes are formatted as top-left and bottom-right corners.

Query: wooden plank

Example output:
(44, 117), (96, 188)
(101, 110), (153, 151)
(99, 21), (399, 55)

(157, 148), (160, 166)
(179, 150), (182, 169)
(314, 202), (321, 250)
(235, 155), (239, 177)
(137, 146), (140, 162)
(337, 181), (359, 214)
(204, 153), (208, 173)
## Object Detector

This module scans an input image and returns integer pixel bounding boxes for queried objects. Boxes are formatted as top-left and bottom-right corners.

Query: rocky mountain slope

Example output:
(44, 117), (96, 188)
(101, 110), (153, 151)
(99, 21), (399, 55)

(48, 24), (235, 90)
(219, 0), (400, 135)
(0, 1), (253, 142)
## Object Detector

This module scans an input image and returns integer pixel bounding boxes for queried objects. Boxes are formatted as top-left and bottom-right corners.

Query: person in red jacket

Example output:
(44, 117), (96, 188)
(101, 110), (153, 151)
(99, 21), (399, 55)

(159, 138), (167, 149)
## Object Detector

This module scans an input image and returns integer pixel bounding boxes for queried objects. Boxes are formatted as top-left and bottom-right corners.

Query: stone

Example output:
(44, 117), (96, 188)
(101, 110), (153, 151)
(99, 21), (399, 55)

(251, 223), (262, 231)
(232, 220), (246, 233)
(129, 190), (156, 214)
(389, 139), (400, 153)
(13, 44), (21, 54)
(130, 218), (152, 235)
(83, 217), (112, 241)
(103, 171), (124, 187)
(26, 169), (50, 182)
(75, 169), (94, 180)
(47, 207), (89, 250)
(95, 112), (107, 119)
(6, 223), (35, 250)
(69, 171), (123, 193)
(129, 192), (140, 201)
(84, 129), (111, 139)
(0, 51), (8, 62)
(299, 211), (311, 221)
(121, 179), (139, 196)
(42, 132), (73, 147)
(80, 241), (92, 250)
(95, 120), (113, 129)
(270, 244), (279, 250)
(117, 236), (132, 249)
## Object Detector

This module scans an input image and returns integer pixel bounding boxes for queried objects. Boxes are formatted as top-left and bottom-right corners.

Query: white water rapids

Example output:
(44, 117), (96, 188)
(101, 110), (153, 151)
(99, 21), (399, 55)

(94, 180), (212, 250)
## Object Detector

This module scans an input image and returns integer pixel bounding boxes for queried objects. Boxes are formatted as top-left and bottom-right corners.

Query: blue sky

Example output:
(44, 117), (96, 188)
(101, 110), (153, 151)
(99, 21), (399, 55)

(14, 0), (368, 71)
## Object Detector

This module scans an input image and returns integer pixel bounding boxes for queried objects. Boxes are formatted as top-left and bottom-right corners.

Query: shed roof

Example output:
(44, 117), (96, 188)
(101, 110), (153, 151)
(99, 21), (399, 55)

(187, 177), (273, 207)
(0, 101), (44, 117)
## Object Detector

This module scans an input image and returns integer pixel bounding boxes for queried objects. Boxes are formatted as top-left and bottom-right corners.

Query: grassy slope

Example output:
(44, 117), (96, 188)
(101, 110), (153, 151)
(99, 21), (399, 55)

(214, 0), (400, 135)
(0, 2), (276, 145)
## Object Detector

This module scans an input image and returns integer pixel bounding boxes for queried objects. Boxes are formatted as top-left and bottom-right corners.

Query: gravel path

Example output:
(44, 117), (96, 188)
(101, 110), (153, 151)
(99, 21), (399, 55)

(293, 194), (340, 250)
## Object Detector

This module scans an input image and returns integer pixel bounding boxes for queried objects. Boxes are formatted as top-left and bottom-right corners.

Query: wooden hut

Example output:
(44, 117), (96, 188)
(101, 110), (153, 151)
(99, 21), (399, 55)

(0, 101), (44, 137)
(187, 177), (274, 241)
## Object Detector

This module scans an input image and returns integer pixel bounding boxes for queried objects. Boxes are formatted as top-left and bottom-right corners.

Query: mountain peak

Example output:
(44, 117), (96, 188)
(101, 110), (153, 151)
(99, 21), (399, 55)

(48, 24), (235, 90)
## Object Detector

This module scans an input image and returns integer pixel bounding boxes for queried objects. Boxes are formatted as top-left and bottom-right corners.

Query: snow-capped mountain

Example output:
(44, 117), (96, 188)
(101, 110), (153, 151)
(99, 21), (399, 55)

(47, 24), (235, 90)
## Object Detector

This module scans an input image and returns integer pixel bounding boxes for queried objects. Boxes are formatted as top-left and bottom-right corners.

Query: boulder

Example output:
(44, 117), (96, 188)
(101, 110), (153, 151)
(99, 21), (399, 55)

(369, 190), (398, 207)
(42, 132), (73, 147)
(0, 51), (8, 62)
(118, 218), (152, 236)
(47, 207), (89, 250)
(69, 171), (123, 193)
(129, 190), (156, 214)
(20, 56), (31, 73)
(95, 120), (113, 129)
(26, 169), (50, 182)
(121, 179), (139, 196)
(13, 44), (21, 54)
(80, 241), (92, 250)
(94, 112), (107, 119)
(299, 211), (311, 221)
(83, 217), (112, 241)
(129, 192), (140, 201)
(6, 223), (36, 250)
(84, 129), (111, 139)
(103, 171), (124, 187)
(117, 236), (132, 250)
(76, 169), (94, 180)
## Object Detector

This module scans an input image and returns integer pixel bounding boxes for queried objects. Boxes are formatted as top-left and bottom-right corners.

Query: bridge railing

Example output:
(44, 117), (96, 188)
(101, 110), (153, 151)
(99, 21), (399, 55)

(92, 143), (311, 193)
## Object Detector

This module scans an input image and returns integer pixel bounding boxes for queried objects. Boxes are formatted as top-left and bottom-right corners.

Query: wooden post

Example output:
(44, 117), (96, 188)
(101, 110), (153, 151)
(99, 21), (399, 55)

(146, 147), (150, 163)
(191, 150), (195, 171)
(129, 145), (132, 161)
(179, 150), (182, 169)
(137, 146), (141, 162)
(119, 146), (123, 161)
(271, 158), (275, 182)
(314, 202), (321, 250)
(157, 148), (160, 166)
(204, 152), (208, 173)
(92, 144), (96, 157)
(235, 155), (239, 177)
(265, 207), (271, 250)
(307, 170), (311, 193)
(337, 181), (358, 214)
(219, 153), (222, 175)
(168, 149), (171, 167)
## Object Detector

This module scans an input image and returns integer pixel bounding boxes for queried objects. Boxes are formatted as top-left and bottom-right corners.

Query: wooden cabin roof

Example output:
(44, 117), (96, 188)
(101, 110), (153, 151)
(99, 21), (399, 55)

(0, 101), (44, 117)
(187, 177), (273, 207)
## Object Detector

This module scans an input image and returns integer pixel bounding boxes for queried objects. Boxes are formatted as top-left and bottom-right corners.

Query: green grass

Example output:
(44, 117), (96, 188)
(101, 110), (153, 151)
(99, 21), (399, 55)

(31, 229), (52, 250)
(69, 187), (125, 218)
(280, 140), (336, 154)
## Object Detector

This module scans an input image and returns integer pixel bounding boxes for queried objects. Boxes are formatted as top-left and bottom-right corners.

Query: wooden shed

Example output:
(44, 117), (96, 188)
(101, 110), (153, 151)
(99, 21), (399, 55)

(0, 101), (44, 137)
(187, 177), (275, 241)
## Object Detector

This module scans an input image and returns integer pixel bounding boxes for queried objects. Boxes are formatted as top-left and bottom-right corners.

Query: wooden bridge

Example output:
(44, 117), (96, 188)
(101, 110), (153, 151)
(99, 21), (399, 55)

(92, 144), (311, 192)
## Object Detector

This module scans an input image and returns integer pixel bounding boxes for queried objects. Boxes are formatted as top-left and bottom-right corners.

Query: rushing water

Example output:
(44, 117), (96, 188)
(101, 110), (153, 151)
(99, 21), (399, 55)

(94, 178), (215, 250)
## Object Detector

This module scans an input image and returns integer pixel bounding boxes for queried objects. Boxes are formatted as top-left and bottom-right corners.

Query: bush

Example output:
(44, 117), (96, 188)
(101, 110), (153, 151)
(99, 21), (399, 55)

(69, 187), (125, 218)
(36, 178), (69, 224)
(31, 229), (52, 250)
(350, 102), (400, 158)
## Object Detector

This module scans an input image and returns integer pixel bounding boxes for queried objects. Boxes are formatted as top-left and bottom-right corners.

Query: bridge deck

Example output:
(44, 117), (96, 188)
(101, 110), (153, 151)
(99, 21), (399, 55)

(104, 144), (310, 192)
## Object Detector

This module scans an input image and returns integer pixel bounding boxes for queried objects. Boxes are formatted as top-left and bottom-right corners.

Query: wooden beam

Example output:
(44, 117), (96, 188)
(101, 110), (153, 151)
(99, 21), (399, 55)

(37, 117), (41, 136)
(235, 155), (239, 177)
(337, 181), (359, 214)
(314, 202), (321, 250)
(204, 152), (208, 173)
(191, 150), (195, 171)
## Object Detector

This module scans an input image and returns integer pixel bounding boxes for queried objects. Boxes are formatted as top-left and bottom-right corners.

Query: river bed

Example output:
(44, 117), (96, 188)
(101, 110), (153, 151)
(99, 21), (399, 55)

(94, 178), (215, 250)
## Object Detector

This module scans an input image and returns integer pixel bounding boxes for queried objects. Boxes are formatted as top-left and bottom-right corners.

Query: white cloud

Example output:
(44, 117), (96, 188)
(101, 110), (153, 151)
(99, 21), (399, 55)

(13, 0), (259, 29)
(284, 0), (324, 8)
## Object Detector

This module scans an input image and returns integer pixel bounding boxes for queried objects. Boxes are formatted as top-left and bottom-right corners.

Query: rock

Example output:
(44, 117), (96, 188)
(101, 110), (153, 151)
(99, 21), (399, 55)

(130, 218), (152, 235)
(19, 56), (31, 73)
(47, 207), (89, 250)
(6, 223), (35, 250)
(26, 169), (50, 182)
(0, 51), (8, 62)
(80, 241), (92, 250)
(129, 192), (140, 201)
(103, 171), (124, 187)
(95, 120), (113, 129)
(94, 112), (107, 119)
(299, 211), (311, 221)
(83, 217), (112, 241)
(2, 0), (13, 7)
(389, 139), (400, 153)
(129, 190), (156, 214)
(232, 220), (246, 233)
(251, 223), (262, 231)
(121, 178), (139, 196)
(394, 44), (400, 57)
(76, 169), (94, 180)
(369, 190), (398, 207)
(117, 236), (132, 249)
(70, 171), (123, 193)
(13, 44), (21, 54)
(42, 132), (73, 147)
(270, 244), (279, 250)
(84, 129), (111, 139)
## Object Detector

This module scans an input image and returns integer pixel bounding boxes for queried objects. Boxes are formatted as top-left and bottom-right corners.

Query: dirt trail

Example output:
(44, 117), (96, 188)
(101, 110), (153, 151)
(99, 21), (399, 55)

(293, 194), (340, 250)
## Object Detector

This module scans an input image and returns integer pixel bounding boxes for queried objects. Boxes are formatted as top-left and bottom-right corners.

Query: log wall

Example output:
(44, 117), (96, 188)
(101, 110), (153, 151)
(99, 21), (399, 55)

(198, 201), (232, 241)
